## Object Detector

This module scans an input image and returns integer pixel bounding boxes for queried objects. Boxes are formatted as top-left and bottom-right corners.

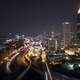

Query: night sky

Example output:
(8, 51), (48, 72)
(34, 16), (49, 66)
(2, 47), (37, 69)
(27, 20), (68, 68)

(0, 0), (78, 35)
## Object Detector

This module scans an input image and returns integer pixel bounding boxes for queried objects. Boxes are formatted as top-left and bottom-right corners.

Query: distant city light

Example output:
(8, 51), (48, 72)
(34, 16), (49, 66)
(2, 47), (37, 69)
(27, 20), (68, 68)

(65, 50), (75, 55)
(78, 8), (80, 14)
(78, 64), (80, 67)
(49, 38), (52, 41)
(63, 22), (69, 25)
(67, 64), (74, 70)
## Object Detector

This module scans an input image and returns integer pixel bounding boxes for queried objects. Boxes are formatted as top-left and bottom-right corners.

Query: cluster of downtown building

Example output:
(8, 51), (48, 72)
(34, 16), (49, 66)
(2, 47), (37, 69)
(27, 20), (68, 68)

(0, 8), (80, 55)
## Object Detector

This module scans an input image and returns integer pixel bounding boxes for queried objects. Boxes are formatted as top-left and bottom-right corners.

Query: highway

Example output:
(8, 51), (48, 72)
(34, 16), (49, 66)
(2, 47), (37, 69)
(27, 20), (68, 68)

(0, 41), (80, 80)
(0, 57), (80, 80)
(6, 46), (24, 73)
(0, 45), (52, 80)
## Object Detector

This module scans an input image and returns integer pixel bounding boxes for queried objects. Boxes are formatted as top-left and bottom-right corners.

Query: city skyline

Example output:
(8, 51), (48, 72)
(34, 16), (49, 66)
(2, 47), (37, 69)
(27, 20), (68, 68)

(0, 1), (80, 80)
(0, 0), (79, 35)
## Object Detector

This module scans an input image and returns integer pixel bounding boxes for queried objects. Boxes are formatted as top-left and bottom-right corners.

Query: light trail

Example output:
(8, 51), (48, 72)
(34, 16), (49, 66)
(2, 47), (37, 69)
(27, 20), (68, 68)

(6, 52), (20, 73)
(45, 62), (53, 80)
(45, 72), (48, 80)
(6, 46), (24, 73)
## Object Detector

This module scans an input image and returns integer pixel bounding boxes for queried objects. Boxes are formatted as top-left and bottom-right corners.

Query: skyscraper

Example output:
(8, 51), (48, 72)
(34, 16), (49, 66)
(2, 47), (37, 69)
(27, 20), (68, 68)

(63, 22), (71, 48)
(76, 8), (80, 44)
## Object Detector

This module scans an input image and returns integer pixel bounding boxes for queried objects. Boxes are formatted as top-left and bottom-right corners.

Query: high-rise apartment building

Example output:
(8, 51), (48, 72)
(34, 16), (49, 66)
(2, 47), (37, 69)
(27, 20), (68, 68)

(63, 22), (71, 48)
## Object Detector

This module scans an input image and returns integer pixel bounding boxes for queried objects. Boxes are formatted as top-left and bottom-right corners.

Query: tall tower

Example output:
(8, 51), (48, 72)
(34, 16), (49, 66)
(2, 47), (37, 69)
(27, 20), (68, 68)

(76, 8), (80, 44)
(63, 22), (71, 48)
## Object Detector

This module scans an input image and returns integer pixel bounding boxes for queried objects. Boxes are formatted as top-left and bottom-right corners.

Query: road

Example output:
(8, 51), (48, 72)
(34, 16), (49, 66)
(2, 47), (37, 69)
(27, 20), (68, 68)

(0, 47), (80, 80)
(5, 46), (24, 73)
(0, 60), (80, 80)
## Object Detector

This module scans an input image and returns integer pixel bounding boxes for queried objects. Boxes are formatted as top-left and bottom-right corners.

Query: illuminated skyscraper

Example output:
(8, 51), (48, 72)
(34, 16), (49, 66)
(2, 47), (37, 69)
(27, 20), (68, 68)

(63, 22), (71, 48)
(76, 8), (80, 43)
